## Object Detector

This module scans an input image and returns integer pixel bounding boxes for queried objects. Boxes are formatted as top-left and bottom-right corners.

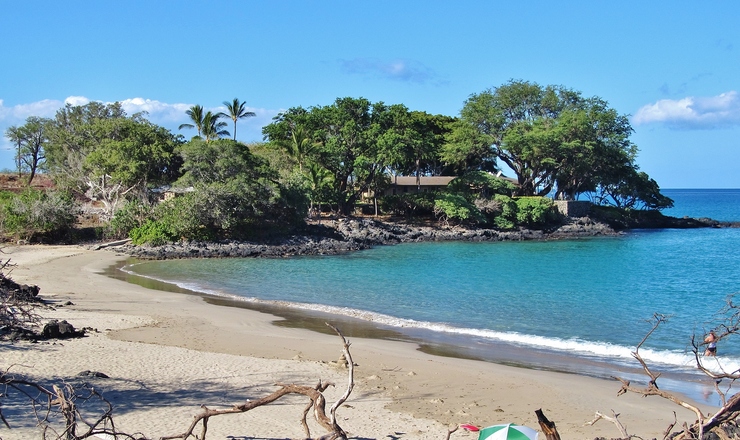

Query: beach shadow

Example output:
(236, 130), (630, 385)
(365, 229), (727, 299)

(224, 436), (403, 440)
(2, 369), (420, 439)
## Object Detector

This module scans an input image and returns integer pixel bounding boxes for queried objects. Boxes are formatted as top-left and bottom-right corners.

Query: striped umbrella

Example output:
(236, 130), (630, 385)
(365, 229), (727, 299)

(477, 423), (538, 440)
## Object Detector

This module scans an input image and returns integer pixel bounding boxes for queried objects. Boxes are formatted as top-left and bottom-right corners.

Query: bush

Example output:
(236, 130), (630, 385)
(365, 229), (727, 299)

(129, 219), (178, 246)
(129, 194), (215, 244)
(433, 193), (481, 224)
(492, 194), (517, 230)
(0, 189), (77, 241)
(107, 200), (153, 239)
(515, 197), (556, 228)
(379, 192), (436, 217)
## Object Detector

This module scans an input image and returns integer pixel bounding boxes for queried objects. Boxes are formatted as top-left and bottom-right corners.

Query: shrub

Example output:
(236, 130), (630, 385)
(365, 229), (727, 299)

(492, 194), (517, 230)
(379, 192), (436, 217)
(129, 219), (178, 246)
(515, 197), (556, 228)
(0, 189), (77, 240)
(107, 200), (153, 239)
(433, 193), (481, 224)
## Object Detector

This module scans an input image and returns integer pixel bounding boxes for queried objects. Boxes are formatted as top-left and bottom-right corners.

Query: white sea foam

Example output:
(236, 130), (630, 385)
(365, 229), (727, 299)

(120, 263), (740, 375)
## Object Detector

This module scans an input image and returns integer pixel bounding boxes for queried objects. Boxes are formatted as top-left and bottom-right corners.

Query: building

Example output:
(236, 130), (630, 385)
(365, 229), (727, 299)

(384, 176), (457, 196)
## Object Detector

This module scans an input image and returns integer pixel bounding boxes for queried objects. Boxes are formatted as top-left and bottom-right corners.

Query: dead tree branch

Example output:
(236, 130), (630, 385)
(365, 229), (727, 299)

(585, 410), (629, 439)
(0, 367), (143, 439)
(612, 306), (740, 440)
(536, 408), (562, 440)
(160, 323), (353, 440)
(614, 313), (705, 440)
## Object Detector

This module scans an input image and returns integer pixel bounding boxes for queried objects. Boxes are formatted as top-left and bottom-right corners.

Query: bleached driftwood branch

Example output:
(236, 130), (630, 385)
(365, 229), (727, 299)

(160, 322), (354, 440)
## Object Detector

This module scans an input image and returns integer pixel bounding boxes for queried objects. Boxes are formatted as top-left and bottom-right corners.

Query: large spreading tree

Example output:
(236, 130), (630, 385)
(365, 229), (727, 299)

(442, 80), (670, 209)
(44, 102), (183, 220)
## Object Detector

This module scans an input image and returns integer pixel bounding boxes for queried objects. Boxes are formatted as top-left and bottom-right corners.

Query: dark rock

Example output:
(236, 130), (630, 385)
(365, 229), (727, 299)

(42, 320), (85, 339)
(77, 370), (110, 378)
(0, 273), (41, 302)
(112, 213), (728, 261)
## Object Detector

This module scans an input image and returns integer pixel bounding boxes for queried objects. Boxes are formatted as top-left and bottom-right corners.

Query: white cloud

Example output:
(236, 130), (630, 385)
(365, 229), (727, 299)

(64, 96), (90, 107)
(1, 96), (281, 156)
(119, 98), (191, 122)
(633, 91), (740, 129)
(0, 98), (64, 122)
(340, 57), (438, 84)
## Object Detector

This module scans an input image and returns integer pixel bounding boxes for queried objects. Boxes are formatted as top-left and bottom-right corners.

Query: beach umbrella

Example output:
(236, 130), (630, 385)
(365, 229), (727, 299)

(477, 423), (538, 440)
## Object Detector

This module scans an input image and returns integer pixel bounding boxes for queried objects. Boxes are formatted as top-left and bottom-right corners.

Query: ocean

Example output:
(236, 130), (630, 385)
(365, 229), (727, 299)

(122, 188), (740, 404)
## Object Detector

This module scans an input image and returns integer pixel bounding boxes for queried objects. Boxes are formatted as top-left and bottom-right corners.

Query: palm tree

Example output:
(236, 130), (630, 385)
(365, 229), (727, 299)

(283, 125), (317, 172)
(220, 98), (256, 141)
(202, 111), (230, 142)
(305, 162), (333, 220)
(178, 105), (206, 137)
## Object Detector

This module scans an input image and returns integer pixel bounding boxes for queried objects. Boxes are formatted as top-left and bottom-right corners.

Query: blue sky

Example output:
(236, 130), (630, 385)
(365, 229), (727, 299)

(1, 1), (738, 188)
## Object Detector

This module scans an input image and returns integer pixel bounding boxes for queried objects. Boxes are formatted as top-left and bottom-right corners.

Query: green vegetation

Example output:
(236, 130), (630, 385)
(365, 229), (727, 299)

(0, 189), (77, 241)
(2, 82), (674, 244)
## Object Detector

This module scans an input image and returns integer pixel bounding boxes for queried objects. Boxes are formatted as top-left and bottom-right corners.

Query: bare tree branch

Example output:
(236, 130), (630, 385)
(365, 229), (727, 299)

(160, 323), (354, 440)
(585, 410), (629, 439)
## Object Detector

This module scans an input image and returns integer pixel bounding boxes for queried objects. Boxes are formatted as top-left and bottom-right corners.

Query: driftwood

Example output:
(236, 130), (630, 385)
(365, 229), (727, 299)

(0, 366), (144, 439)
(584, 410), (629, 439)
(613, 313), (706, 439)
(536, 408), (561, 440)
(0, 258), (44, 341)
(160, 322), (354, 440)
(611, 303), (740, 440)
(1, 323), (355, 440)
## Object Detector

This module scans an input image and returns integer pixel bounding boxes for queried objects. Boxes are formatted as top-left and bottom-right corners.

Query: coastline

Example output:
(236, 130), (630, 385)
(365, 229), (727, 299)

(1, 244), (715, 439)
(113, 216), (622, 260)
(111, 214), (731, 260)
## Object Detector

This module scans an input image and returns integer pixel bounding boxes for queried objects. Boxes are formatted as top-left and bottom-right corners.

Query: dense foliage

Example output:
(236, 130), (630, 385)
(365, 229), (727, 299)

(442, 80), (672, 210)
(0, 189), (77, 240)
(2, 82), (674, 244)
(263, 97), (455, 216)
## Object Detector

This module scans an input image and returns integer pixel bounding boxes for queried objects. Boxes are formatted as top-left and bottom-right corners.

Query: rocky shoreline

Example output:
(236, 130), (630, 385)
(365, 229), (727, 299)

(111, 213), (735, 260)
(114, 216), (623, 259)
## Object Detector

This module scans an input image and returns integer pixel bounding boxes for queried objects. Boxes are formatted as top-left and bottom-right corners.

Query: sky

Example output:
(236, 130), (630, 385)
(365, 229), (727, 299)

(1, 1), (739, 188)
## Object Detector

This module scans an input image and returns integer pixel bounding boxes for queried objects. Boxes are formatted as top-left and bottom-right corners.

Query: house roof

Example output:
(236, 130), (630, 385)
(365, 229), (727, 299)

(391, 176), (457, 186)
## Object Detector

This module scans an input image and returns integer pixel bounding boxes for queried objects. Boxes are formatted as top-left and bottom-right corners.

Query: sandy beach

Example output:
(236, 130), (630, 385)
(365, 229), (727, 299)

(1, 245), (715, 440)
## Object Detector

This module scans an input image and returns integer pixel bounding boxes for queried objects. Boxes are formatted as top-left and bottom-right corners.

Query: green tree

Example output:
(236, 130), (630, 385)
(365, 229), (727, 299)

(596, 168), (674, 210)
(446, 80), (668, 209)
(264, 97), (400, 215)
(304, 162), (333, 217)
(444, 80), (582, 196)
(280, 125), (317, 172)
(220, 98), (256, 141)
(173, 138), (307, 233)
(178, 104), (206, 137)
(4, 117), (51, 184)
(380, 110), (455, 186)
(552, 98), (637, 200)
(202, 111), (230, 142)
(45, 102), (182, 219)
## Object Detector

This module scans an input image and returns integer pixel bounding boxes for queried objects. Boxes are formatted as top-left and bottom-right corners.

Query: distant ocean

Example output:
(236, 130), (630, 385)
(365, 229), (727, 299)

(123, 189), (740, 404)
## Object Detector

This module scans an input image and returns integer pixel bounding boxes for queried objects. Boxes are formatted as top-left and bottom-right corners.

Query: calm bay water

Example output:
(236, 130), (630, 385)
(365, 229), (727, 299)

(125, 189), (740, 402)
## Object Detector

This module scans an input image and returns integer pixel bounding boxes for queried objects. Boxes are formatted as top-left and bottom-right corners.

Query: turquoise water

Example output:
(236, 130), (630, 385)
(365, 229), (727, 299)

(126, 189), (740, 400)
(663, 189), (740, 222)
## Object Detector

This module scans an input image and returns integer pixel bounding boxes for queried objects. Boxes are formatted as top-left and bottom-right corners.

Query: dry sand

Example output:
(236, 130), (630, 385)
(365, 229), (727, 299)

(0, 245), (715, 439)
